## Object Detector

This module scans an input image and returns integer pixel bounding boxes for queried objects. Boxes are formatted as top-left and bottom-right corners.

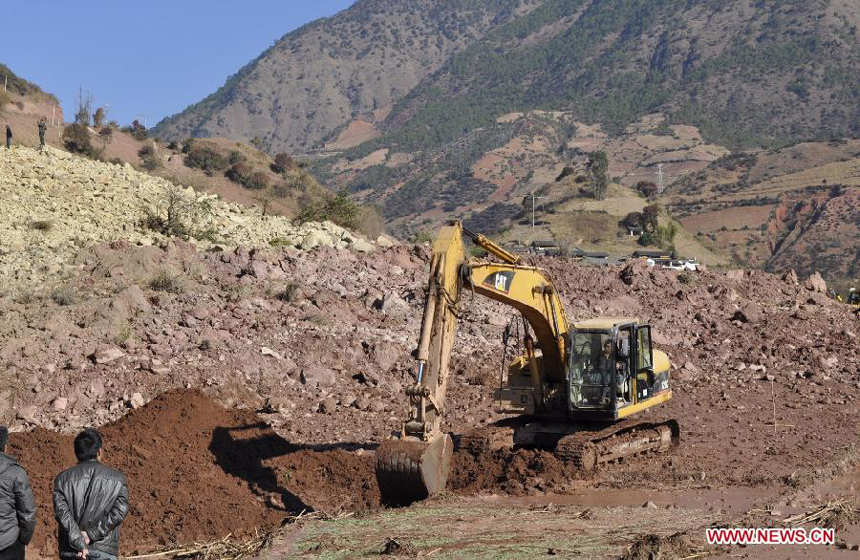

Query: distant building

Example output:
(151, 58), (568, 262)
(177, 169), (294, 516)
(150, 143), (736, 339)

(530, 240), (560, 255)
(632, 249), (674, 260)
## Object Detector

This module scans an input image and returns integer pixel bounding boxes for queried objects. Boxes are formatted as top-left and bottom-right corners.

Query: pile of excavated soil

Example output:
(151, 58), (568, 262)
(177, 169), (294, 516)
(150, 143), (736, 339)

(8, 389), (380, 556)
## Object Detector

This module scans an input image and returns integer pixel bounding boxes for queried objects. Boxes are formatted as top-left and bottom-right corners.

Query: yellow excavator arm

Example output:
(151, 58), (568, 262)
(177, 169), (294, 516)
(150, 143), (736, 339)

(377, 221), (570, 503)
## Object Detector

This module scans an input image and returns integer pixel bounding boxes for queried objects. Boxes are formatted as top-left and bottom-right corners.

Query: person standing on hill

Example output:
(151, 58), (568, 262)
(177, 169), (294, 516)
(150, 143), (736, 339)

(37, 119), (46, 152)
(5, 125), (11, 149)
(53, 429), (128, 560)
(0, 425), (37, 560)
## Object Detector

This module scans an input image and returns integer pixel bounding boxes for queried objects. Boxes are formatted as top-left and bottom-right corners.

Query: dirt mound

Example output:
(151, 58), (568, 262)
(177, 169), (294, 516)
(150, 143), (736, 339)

(450, 447), (572, 496)
(8, 389), (379, 556)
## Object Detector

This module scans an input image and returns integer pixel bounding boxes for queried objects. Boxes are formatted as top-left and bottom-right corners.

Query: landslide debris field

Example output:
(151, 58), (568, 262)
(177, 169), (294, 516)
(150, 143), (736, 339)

(1, 146), (858, 556)
(1, 234), (857, 556)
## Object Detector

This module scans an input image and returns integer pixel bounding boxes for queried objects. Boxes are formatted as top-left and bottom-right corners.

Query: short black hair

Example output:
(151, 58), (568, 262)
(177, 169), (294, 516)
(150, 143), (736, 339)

(74, 429), (103, 462)
(0, 426), (8, 451)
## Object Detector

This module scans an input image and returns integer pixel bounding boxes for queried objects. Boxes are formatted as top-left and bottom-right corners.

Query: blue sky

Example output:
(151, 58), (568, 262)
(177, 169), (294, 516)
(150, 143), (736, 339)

(3, 0), (356, 127)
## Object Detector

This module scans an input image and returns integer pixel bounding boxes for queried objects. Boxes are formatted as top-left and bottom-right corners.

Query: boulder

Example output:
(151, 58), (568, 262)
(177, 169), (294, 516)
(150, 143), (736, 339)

(380, 292), (409, 317)
(733, 303), (764, 324)
(804, 272), (827, 293)
(352, 239), (375, 253)
(92, 347), (125, 364)
(318, 397), (338, 414)
(129, 392), (146, 409)
(376, 235), (395, 248)
(300, 366), (337, 387)
(301, 231), (334, 250)
(620, 260), (649, 286)
(806, 292), (829, 306)
(781, 269), (798, 285)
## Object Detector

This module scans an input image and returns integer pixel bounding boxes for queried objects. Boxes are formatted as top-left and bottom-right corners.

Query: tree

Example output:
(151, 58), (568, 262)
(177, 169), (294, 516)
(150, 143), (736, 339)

(642, 204), (660, 233)
(93, 107), (106, 127)
(587, 151), (609, 200)
(74, 90), (93, 126)
(272, 152), (294, 174)
(130, 119), (148, 141)
(62, 123), (97, 157)
(636, 181), (658, 199)
(98, 126), (113, 150)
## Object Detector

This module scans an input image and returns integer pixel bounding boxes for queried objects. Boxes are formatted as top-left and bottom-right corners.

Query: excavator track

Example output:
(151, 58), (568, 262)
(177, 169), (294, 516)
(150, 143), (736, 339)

(556, 418), (679, 472)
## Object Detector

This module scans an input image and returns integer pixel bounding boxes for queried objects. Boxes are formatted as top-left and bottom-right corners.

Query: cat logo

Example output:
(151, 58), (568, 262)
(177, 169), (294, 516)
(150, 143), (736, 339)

(483, 271), (515, 294)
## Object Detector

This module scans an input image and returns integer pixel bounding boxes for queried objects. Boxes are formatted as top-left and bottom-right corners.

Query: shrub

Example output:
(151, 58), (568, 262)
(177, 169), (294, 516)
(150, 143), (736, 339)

(228, 150), (245, 165)
(275, 282), (301, 302)
(51, 286), (78, 306)
(245, 171), (269, 191)
(29, 220), (54, 231)
(98, 126), (113, 149)
(138, 144), (160, 171)
(226, 162), (251, 184)
(141, 183), (216, 241)
(62, 123), (97, 158)
(147, 270), (183, 294)
(0, 90), (10, 111)
(184, 146), (228, 175)
(357, 205), (385, 239)
(272, 153), (294, 173)
(181, 138), (195, 154)
(296, 191), (359, 229)
(167, 141), (179, 150)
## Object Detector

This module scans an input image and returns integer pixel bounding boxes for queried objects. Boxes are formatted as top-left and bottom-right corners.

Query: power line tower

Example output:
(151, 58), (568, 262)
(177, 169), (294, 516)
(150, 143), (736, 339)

(530, 192), (546, 235)
(656, 164), (665, 194)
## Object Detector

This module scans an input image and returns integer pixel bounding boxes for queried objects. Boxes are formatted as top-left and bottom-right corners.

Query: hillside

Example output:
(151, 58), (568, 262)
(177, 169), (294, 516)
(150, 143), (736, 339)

(666, 139), (860, 283)
(0, 146), (380, 292)
(153, 0), (536, 152)
(156, 0), (858, 155)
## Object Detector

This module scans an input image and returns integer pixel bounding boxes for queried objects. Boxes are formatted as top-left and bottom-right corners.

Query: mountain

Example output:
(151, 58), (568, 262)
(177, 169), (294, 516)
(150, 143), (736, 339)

(154, 0), (859, 281)
(153, 0), (536, 152)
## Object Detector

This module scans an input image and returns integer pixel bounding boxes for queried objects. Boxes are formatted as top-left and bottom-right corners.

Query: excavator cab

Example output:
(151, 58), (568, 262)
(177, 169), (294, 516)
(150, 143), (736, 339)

(567, 318), (672, 421)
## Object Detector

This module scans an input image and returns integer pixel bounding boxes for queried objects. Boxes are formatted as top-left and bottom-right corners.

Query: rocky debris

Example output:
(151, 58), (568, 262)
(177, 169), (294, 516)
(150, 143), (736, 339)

(92, 347), (125, 364)
(732, 303), (764, 324)
(379, 291), (410, 316)
(781, 269), (799, 285)
(0, 146), (383, 291)
(620, 260), (649, 286)
(301, 366), (337, 387)
(0, 228), (857, 504)
(804, 272), (827, 293)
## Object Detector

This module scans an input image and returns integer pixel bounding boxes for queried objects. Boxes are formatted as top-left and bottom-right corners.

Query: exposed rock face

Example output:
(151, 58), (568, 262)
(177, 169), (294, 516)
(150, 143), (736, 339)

(0, 147), (377, 291)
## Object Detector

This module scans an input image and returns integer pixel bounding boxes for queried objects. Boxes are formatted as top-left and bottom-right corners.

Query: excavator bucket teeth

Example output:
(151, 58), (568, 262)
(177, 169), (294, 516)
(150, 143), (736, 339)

(375, 434), (453, 506)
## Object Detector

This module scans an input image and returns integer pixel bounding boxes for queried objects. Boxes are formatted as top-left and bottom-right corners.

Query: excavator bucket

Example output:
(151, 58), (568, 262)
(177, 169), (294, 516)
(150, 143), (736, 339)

(375, 433), (453, 506)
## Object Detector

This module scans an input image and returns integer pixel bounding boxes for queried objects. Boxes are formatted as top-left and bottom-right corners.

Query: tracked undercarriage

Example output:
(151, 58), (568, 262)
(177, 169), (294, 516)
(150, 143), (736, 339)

(460, 418), (680, 472)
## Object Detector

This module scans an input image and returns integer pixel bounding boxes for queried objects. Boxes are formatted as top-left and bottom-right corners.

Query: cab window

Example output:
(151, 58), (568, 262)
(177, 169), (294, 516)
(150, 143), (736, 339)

(636, 327), (653, 370)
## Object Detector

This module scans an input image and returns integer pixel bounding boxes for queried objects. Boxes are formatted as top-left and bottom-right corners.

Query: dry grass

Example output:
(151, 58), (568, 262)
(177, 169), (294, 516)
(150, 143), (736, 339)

(783, 498), (858, 531)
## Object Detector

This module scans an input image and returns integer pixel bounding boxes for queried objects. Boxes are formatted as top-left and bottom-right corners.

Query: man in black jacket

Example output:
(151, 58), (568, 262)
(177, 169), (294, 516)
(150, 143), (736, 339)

(53, 429), (128, 560)
(0, 425), (36, 560)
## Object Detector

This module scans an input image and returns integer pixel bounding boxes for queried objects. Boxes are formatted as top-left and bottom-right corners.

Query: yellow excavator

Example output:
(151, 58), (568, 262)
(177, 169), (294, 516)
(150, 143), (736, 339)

(376, 221), (679, 505)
